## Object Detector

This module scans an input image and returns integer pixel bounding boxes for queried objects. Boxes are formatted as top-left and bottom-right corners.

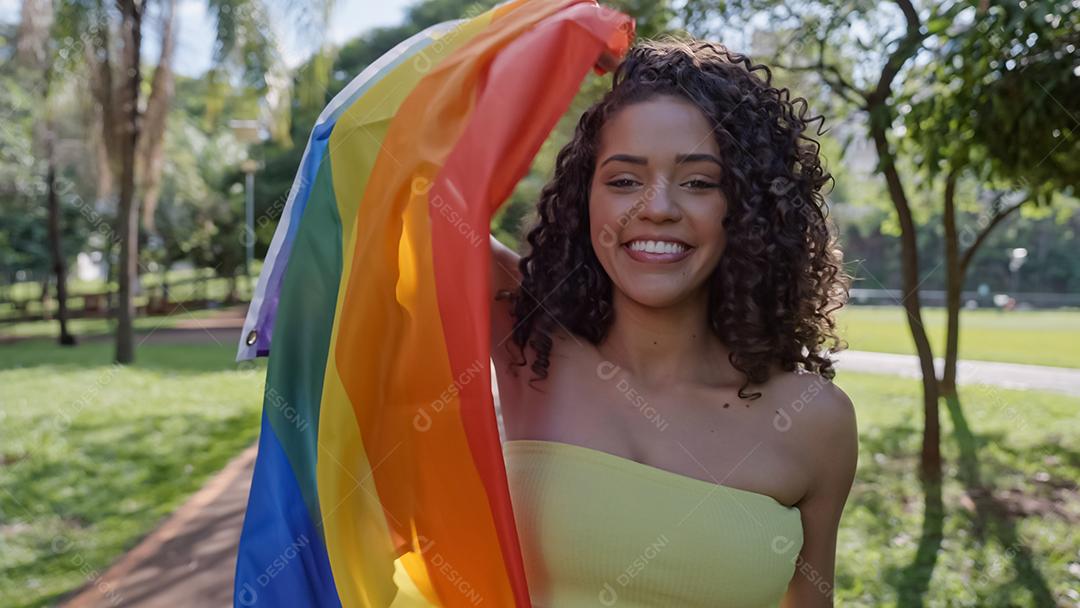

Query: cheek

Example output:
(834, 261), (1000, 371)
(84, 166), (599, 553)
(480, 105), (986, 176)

(691, 206), (728, 270)
(588, 189), (624, 254)
(703, 201), (729, 249)
(588, 182), (611, 221)
(712, 222), (728, 253)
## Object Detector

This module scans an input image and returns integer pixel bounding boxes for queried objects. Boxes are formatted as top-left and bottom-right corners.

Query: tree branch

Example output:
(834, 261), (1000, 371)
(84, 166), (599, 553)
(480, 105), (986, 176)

(772, 33), (869, 107)
(138, 0), (177, 233)
(817, 37), (865, 96)
(773, 60), (866, 107)
(895, 0), (921, 33)
(867, 0), (926, 107)
(959, 197), (1028, 274)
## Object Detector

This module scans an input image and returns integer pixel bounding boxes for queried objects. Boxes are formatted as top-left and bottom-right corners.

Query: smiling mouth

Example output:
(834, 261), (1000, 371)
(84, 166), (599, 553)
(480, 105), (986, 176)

(621, 240), (694, 264)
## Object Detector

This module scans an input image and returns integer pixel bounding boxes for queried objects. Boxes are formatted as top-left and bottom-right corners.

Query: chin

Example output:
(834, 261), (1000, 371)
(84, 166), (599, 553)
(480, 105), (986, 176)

(616, 281), (696, 309)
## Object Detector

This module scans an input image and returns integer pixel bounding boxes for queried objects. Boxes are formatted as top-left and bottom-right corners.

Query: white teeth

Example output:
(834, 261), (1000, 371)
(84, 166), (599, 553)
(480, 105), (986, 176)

(627, 240), (687, 254)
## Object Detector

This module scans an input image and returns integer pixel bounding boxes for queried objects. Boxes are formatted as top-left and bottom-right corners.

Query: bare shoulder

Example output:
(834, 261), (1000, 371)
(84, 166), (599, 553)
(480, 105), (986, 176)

(766, 370), (858, 496)
(766, 369), (856, 437)
(769, 371), (857, 604)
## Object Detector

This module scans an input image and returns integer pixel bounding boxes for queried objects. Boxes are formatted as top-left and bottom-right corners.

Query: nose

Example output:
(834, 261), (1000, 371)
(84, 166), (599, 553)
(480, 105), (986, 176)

(634, 176), (683, 224)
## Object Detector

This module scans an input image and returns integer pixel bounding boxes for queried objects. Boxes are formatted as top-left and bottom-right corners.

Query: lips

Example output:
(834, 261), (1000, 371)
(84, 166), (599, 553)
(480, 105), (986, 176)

(622, 236), (692, 249)
(621, 239), (694, 264)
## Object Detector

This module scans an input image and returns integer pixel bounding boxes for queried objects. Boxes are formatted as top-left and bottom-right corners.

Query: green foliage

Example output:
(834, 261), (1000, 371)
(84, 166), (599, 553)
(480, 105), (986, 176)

(677, 0), (1077, 202)
(0, 71), (35, 200)
(204, 0), (279, 91)
(606, 0), (678, 40)
(673, 0), (1079, 299)
(839, 184), (1080, 294)
(0, 52), (91, 284)
(150, 101), (249, 277)
(903, 0), (1080, 201)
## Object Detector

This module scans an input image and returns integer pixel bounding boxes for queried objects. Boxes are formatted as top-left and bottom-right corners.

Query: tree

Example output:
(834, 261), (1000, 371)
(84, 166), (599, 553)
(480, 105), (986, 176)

(57, 0), (326, 363)
(15, 0), (76, 344)
(904, 1), (1079, 396)
(679, 0), (1078, 481)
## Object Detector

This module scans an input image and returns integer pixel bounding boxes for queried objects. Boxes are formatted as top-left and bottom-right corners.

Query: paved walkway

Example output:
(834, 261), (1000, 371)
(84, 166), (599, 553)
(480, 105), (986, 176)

(60, 446), (256, 608)
(837, 350), (1080, 396)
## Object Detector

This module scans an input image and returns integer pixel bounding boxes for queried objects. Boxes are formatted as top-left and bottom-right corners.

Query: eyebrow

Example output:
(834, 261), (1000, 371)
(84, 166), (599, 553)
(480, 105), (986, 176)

(599, 153), (724, 168)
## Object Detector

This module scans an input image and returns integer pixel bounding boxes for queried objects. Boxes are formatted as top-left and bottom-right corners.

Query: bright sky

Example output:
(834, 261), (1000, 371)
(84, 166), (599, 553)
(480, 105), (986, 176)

(0, 0), (416, 76)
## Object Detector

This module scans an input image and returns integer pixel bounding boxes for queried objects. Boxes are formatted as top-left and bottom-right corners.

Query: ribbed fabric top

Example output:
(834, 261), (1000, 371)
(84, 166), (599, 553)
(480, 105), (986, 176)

(502, 439), (803, 608)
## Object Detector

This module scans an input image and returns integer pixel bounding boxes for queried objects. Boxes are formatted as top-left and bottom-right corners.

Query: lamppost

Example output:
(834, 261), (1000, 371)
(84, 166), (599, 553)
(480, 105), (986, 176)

(240, 158), (258, 275)
(230, 120), (264, 278)
(1008, 247), (1027, 304)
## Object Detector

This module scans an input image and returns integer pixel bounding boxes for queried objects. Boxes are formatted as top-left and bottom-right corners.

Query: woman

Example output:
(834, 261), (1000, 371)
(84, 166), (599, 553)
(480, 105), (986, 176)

(488, 38), (858, 607)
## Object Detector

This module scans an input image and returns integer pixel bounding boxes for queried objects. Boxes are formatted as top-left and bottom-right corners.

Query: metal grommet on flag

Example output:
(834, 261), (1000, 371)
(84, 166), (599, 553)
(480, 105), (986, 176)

(233, 1), (635, 606)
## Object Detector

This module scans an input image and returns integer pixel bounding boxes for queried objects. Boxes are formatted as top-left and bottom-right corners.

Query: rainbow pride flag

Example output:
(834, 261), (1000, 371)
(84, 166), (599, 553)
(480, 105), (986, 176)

(232, 1), (634, 605)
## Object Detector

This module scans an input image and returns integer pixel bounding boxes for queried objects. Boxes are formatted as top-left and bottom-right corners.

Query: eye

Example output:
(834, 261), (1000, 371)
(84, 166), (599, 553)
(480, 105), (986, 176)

(606, 178), (641, 189)
(683, 179), (720, 190)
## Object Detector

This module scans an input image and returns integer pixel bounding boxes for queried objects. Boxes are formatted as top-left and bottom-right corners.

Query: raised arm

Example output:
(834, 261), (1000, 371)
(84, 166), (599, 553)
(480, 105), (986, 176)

(490, 234), (522, 300)
(490, 234), (522, 359)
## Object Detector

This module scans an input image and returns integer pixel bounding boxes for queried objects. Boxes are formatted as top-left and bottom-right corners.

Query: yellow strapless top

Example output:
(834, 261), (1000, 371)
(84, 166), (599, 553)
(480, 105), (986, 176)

(502, 439), (804, 608)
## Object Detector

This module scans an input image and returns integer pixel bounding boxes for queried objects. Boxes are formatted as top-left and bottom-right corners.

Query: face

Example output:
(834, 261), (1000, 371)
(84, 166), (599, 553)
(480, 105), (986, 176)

(589, 95), (728, 309)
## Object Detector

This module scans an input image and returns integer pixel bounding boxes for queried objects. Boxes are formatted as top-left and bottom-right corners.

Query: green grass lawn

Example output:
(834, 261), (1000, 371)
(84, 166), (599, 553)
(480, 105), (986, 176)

(0, 337), (1075, 607)
(0, 340), (265, 608)
(838, 306), (1080, 369)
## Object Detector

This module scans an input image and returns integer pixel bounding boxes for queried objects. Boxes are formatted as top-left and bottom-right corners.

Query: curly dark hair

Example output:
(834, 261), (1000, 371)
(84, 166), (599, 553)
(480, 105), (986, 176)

(502, 36), (850, 400)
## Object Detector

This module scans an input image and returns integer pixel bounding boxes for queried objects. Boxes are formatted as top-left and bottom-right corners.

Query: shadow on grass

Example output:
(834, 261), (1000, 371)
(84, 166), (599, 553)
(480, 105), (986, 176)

(943, 394), (1057, 606)
(864, 404), (1062, 606)
(856, 423), (946, 607)
(895, 475), (944, 607)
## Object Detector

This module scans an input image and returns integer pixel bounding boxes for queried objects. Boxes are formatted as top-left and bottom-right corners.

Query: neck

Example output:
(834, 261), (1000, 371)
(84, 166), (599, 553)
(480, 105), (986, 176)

(598, 287), (734, 389)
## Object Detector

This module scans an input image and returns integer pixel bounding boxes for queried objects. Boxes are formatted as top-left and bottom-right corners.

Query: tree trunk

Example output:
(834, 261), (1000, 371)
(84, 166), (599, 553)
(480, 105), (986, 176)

(941, 170), (961, 397)
(40, 275), (51, 321)
(159, 264), (169, 310)
(869, 115), (941, 482)
(227, 273), (238, 305)
(46, 121), (76, 346)
(945, 184), (1028, 398)
(114, 0), (143, 365)
(105, 238), (116, 317)
(138, 0), (177, 234)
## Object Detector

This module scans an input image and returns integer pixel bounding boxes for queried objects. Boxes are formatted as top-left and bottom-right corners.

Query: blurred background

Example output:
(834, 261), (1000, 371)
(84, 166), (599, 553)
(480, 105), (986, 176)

(0, 0), (1077, 606)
